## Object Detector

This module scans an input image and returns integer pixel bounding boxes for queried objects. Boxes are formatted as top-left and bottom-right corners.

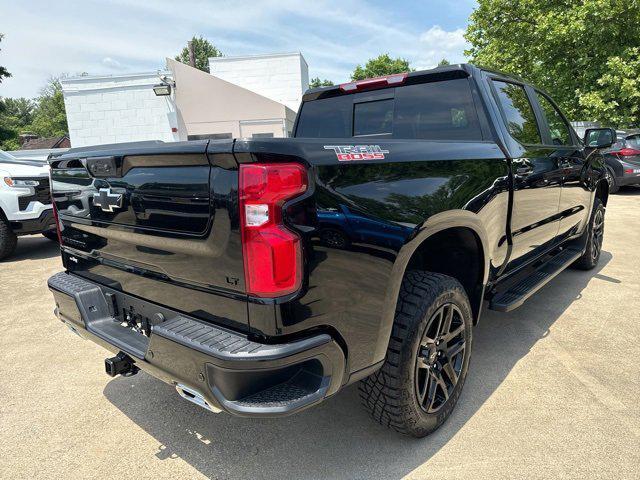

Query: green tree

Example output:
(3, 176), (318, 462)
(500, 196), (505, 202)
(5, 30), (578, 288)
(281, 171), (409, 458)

(0, 97), (35, 149)
(2, 97), (35, 127)
(175, 36), (222, 73)
(465, 0), (640, 127)
(29, 77), (68, 137)
(0, 34), (10, 83)
(578, 48), (640, 128)
(309, 77), (334, 88)
(351, 54), (412, 81)
(437, 58), (451, 66)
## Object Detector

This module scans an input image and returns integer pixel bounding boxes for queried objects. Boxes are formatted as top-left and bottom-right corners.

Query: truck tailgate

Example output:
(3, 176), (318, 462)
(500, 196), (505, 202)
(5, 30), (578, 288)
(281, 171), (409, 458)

(49, 140), (249, 330)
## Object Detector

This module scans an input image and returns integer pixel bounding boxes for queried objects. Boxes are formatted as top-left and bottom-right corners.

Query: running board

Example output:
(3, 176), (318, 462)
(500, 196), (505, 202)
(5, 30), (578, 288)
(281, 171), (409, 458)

(489, 248), (582, 312)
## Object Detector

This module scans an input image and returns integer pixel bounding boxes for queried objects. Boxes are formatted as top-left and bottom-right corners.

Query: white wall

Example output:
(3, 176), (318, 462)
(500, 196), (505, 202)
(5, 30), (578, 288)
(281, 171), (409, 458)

(209, 53), (308, 112)
(61, 72), (178, 147)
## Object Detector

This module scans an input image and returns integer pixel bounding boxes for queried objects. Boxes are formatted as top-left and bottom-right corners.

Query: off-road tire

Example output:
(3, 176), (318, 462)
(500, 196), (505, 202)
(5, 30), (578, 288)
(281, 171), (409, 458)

(572, 197), (605, 270)
(0, 214), (18, 261)
(359, 271), (473, 437)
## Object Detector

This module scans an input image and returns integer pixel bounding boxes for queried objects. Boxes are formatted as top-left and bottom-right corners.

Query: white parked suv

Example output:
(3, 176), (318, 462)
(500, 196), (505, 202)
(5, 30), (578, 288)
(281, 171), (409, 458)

(0, 149), (56, 260)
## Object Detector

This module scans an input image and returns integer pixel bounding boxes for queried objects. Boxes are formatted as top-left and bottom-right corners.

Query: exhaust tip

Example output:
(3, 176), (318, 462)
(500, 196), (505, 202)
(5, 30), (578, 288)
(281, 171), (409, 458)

(175, 383), (221, 413)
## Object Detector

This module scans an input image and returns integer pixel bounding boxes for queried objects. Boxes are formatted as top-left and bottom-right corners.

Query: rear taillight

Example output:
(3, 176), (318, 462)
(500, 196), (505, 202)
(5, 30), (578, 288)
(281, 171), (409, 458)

(612, 148), (640, 157)
(239, 163), (307, 297)
(51, 200), (63, 244)
(339, 73), (408, 92)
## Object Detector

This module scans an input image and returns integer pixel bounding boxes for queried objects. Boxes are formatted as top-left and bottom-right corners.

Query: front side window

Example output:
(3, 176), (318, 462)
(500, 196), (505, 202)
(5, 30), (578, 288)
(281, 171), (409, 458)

(536, 93), (573, 146)
(492, 80), (541, 145)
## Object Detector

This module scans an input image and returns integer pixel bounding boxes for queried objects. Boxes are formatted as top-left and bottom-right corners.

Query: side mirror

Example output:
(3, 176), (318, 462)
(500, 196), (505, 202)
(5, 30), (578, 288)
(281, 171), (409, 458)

(583, 127), (616, 149)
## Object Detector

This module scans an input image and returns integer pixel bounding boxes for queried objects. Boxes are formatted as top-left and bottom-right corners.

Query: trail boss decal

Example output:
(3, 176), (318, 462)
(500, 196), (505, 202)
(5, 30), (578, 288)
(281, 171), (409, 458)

(324, 145), (389, 161)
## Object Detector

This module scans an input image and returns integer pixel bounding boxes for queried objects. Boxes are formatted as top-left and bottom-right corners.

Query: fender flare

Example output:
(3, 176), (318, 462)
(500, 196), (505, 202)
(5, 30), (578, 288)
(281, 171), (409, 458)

(372, 210), (491, 365)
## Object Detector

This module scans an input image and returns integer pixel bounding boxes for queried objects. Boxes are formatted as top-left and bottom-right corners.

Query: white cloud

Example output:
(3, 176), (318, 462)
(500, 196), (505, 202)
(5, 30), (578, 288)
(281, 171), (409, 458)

(102, 57), (124, 70)
(414, 26), (469, 69)
(0, 1), (472, 97)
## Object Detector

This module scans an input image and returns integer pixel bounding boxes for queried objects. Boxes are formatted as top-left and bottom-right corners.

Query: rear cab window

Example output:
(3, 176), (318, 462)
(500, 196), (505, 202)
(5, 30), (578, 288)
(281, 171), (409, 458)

(295, 77), (484, 141)
(625, 134), (640, 149)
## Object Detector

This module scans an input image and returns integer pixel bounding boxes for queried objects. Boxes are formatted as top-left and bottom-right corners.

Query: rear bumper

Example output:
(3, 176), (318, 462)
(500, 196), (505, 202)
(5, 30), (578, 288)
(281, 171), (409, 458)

(48, 271), (346, 417)
(11, 209), (55, 235)
(617, 172), (640, 186)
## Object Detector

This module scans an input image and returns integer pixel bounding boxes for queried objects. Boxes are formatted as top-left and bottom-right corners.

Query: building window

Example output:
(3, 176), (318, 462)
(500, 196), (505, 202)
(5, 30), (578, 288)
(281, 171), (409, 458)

(188, 133), (233, 140)
(252, 133), (275, 138)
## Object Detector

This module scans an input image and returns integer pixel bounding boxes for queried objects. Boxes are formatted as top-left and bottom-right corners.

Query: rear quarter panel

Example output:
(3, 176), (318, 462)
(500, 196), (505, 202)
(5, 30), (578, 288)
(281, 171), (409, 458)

(235, 138), (508, 376)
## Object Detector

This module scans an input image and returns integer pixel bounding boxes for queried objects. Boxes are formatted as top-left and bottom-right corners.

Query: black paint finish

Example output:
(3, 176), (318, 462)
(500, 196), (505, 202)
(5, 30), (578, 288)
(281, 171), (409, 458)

(48, 64), (607, 384)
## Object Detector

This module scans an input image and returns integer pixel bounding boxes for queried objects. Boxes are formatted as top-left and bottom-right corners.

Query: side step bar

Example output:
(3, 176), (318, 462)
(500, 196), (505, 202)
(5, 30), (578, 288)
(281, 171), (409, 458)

(489, 247), (582, 312)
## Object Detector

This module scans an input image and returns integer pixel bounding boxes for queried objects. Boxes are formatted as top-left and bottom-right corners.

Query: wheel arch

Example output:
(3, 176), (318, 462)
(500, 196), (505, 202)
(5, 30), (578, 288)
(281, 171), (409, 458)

(372, 210), (490, 366)
(596, 177), (610, 207)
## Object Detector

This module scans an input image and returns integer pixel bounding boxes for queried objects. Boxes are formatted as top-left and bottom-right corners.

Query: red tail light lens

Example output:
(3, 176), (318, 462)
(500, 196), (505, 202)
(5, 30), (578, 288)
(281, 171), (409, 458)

(612, 148), (640, 156)
(239, 163), (307, 297)
(51, 200), (63, 244)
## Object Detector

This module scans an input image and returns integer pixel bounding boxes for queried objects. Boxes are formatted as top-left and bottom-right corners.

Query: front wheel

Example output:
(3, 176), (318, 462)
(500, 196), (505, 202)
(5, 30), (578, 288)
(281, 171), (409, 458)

(359, 272), (472, 437)
(0, 215), (18, 261)
(572, 197), (605, 270)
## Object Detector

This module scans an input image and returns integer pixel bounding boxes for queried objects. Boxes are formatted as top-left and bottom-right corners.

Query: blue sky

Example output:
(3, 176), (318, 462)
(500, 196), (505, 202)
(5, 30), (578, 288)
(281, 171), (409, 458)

(0, 0), (477, 98)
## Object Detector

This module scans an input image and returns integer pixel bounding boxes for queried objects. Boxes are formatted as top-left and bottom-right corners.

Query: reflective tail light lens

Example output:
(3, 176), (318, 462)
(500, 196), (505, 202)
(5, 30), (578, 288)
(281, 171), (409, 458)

(239, 163), (307, 297)
(51, 199), (63, 244)
(612, 148), (640, 157)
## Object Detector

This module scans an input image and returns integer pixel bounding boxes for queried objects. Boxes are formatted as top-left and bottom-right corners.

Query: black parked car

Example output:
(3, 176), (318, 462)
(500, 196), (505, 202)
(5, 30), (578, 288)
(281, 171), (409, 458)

(601, 130), (640, 193)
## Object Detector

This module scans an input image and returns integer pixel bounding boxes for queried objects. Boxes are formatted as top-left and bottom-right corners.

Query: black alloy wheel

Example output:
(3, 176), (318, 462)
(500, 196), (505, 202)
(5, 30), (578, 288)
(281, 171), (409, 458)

(415, 303), (466, 413)
(591, 207), (604, 263)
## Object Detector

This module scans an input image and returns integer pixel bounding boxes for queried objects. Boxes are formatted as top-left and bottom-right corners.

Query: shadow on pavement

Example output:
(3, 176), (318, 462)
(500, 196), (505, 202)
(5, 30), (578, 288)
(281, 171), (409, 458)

(614, 186), (640, 196)
(103, 252), (614, 480)
(2, 235), (60, 262)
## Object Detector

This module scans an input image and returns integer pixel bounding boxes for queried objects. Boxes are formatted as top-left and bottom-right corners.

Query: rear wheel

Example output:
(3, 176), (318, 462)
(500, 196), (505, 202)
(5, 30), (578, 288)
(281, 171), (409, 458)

(0, 215), (18, 261)
(573, 197), (604, 270)
(319, 228), (350, 249)
(605, 167), (619, 194)
(359, 271), (472, 437)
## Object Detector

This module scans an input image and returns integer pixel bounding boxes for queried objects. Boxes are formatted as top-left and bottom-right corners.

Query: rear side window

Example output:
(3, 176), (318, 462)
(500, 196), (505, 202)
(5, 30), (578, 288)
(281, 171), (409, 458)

(626, 134), (640, 149)
(536, 93), (573, 145)
(393, 79), (482, 140)
(295, 95), (351, 138)
(492, 80), (541, 145)
(295, 78), (483, 140)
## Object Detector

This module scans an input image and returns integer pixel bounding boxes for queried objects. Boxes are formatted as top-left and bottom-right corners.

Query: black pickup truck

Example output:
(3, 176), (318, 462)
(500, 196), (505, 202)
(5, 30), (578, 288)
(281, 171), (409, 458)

(47, 64), (615, 437)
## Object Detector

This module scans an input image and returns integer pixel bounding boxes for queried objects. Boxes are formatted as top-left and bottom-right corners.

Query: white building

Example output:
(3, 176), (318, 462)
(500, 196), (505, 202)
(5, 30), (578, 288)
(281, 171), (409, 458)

(61, 72), (179, 147)
(209, 52), (309, 112)
(61, 52), (309, 147)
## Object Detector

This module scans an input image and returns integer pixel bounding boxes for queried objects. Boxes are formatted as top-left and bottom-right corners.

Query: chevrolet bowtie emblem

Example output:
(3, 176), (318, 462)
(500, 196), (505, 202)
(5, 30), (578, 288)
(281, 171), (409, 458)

(93, 188), (123, 213)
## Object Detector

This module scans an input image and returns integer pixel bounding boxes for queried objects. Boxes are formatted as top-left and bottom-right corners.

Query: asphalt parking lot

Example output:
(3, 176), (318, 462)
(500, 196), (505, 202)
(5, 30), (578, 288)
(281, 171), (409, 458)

(1, 189), (639, 480)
